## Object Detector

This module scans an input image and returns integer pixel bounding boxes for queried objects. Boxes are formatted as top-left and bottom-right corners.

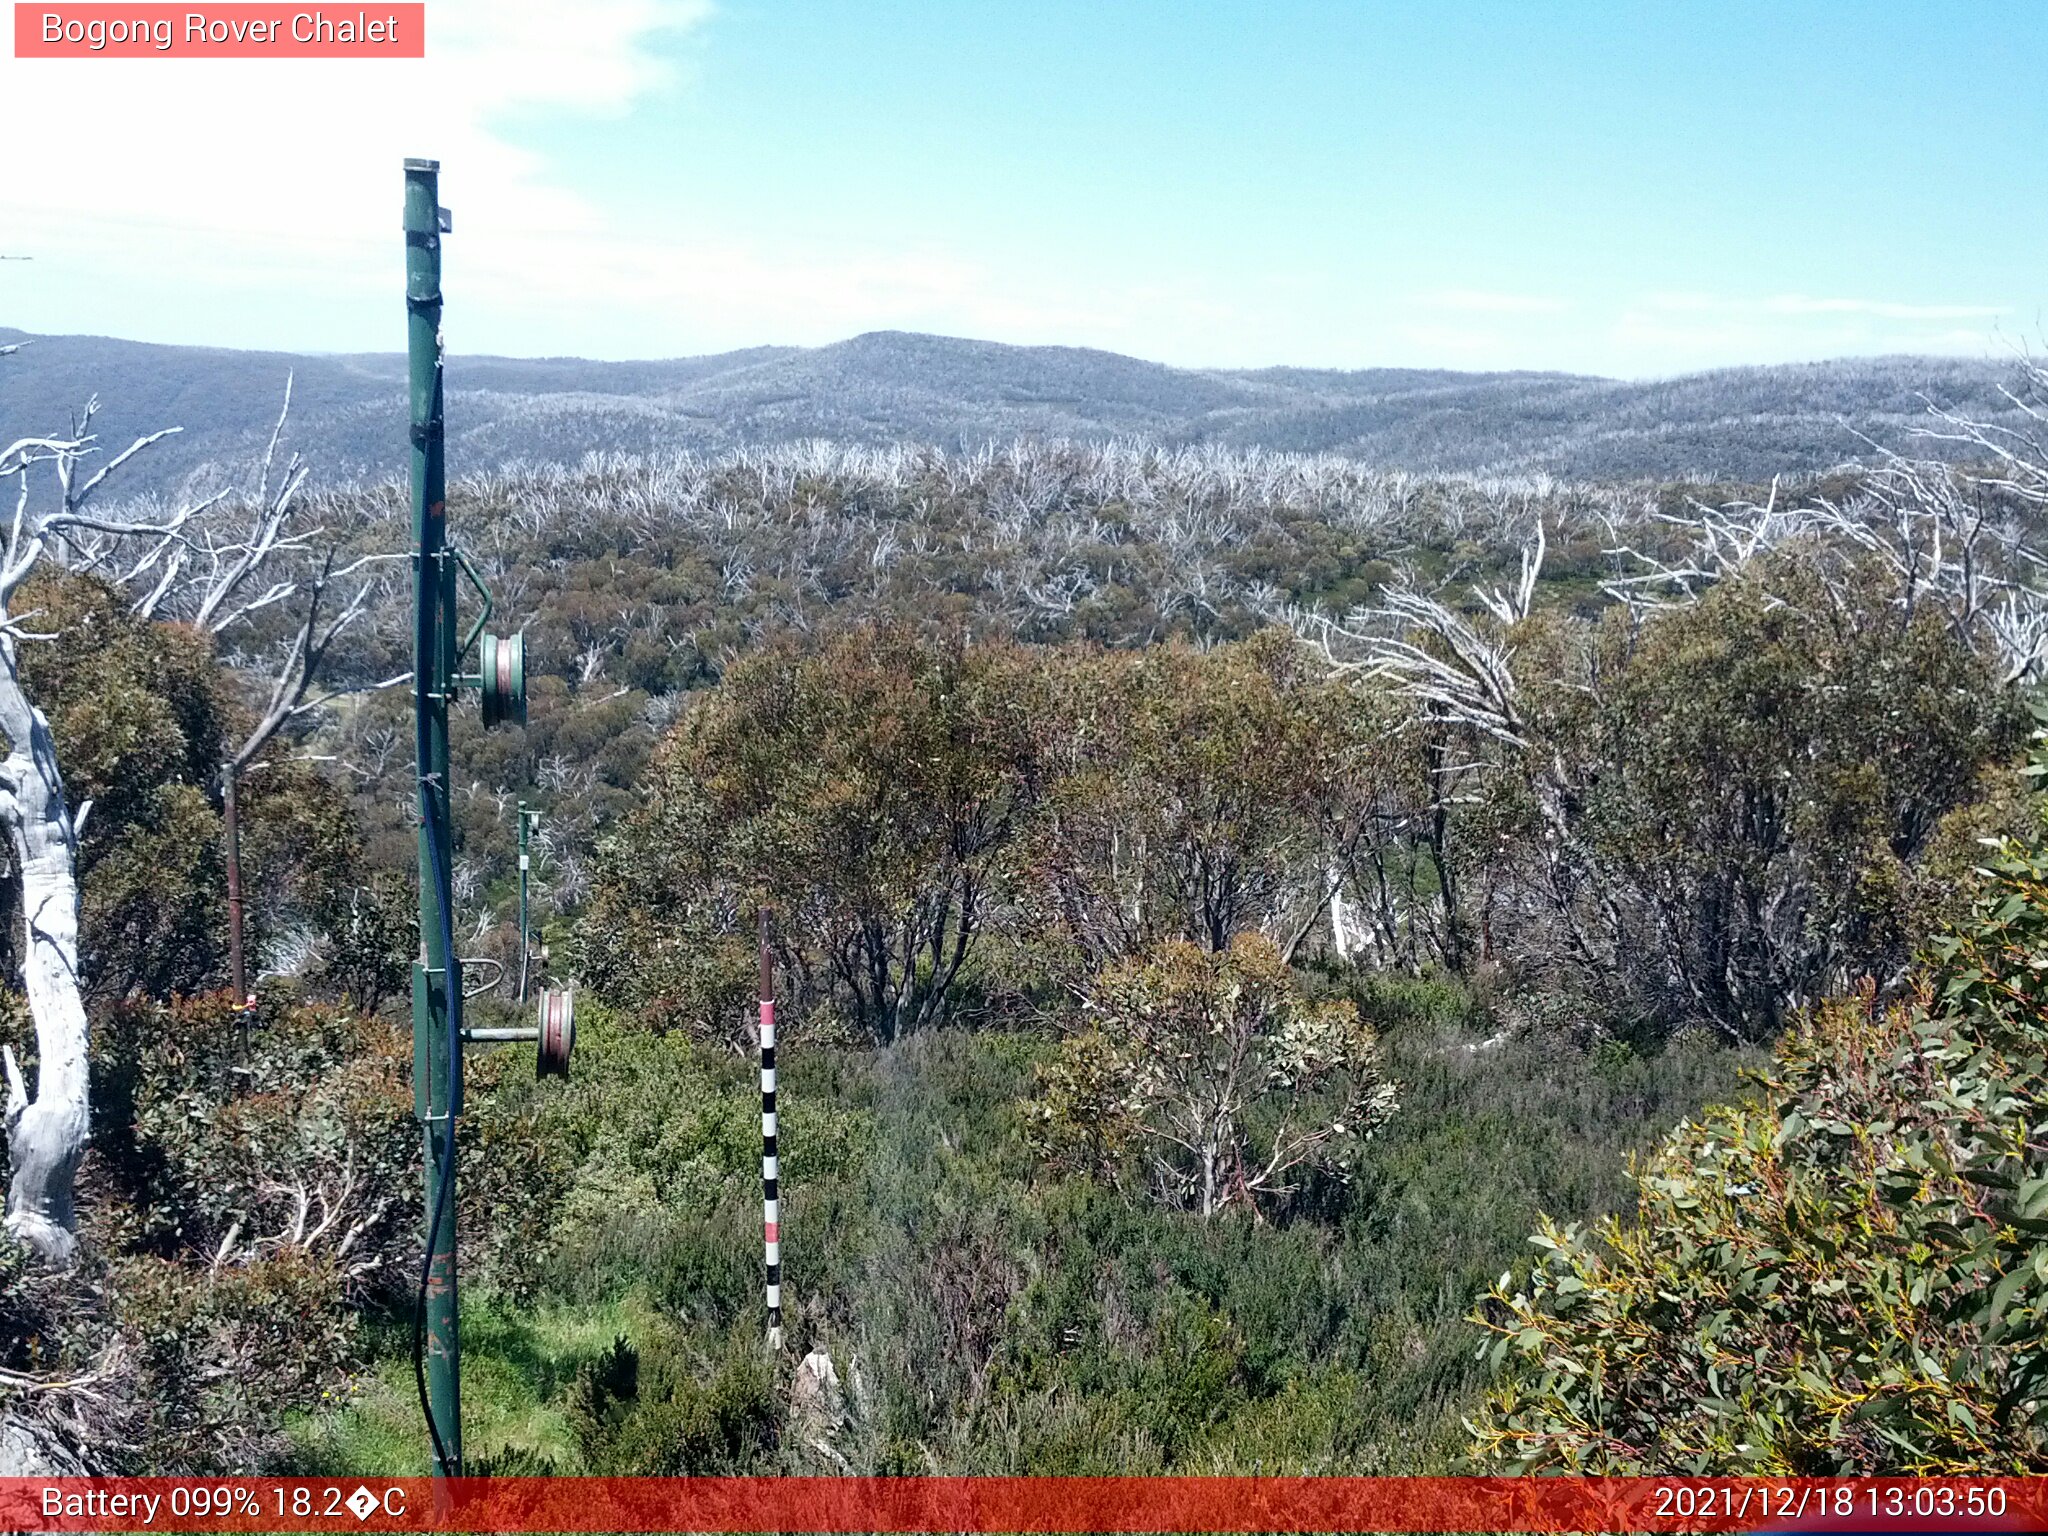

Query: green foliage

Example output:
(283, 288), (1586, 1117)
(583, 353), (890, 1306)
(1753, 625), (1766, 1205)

(0, 569), (382, 1011)
(234, 758), (362, 980)
(7, 572), (228, 1001)
(583, 627), (1394, 1041)
(107, 1247), (361, 1471)
(0, 994), (420, 1471)
(1026, 933), (1395, 1217)
(581, 624), (1050, 1043)
(472, 1002), (872, 1313)
(284, 1295), (671, 1475)
(566, 1328), (778, 1475)
(290, 984), (1746, 1475)
(1469, 712), (2048, 1472)
(581, 562), (2014, 1060)
(0, 566), (411, 1469)
(1512, 553), (2025, 1040)
(310, 869), (415, 1016)
(0, 1220), (104, 1381)
(1027, 632), (1373, 969)
(12, 432), (2023, 1480)
(92, 991), (418, 1286)
(564, 1333), (640, 1456)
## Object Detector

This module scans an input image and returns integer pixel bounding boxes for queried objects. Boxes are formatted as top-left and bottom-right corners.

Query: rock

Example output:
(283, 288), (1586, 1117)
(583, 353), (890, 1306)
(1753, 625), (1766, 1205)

(0, 1414), (88, 1476)
(790, 1348), (844, 1432)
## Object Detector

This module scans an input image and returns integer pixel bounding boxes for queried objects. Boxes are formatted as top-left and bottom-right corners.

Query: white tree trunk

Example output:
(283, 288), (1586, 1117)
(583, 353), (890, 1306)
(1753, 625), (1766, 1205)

(0, 643), (87, 1266)
(1328, 864), (1355, 964)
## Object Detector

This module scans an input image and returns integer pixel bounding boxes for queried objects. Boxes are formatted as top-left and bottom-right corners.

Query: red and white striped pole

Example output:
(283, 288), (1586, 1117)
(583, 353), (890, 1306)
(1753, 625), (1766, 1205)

(759, 907), (781, 1351)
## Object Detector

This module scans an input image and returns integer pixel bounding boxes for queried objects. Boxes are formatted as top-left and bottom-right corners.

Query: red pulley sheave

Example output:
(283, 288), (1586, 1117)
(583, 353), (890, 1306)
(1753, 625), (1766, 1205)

(537, 986), (574, 1079)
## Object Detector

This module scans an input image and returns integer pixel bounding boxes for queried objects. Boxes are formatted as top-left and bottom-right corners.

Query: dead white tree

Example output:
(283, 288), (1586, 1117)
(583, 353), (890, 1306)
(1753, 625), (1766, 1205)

(1297, 527), (1546, 968)
(138, 379), (406, 1004)
(0, 402), (221, 1264)
(0, 365), (402, 1261)
(1299, 521), (1629, 977)
(215, 546), (406, 1005)
(206, 1147), (392, 1286)
(1602, 359), (2048, 683)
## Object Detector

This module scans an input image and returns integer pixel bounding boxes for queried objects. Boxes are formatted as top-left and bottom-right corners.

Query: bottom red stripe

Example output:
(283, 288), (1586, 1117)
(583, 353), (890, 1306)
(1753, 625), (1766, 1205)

(2, 1477), (2043, 1533)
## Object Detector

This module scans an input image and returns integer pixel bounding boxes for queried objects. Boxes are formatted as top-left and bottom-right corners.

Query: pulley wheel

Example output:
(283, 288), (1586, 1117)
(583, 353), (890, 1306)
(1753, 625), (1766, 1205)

(537, 986), (575, 1079)
(480, 631), (527, 729)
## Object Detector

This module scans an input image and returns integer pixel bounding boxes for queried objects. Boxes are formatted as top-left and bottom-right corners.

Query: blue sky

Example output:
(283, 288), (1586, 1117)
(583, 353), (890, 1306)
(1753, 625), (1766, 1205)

(1, 0), (2041, 375)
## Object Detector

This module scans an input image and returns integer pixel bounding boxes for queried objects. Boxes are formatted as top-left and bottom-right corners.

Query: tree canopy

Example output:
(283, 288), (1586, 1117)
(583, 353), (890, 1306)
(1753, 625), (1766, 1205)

(1470, 708), (2048, 1473)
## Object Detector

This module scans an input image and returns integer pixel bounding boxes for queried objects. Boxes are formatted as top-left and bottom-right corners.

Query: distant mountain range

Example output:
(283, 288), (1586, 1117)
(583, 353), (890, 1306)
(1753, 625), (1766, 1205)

(0, 326), (2030, 492)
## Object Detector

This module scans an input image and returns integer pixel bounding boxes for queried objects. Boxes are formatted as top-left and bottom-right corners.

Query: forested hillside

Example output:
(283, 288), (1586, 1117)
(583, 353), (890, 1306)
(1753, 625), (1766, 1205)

(6, 356), (2048, 1474)
(0, 326), (2030, 491)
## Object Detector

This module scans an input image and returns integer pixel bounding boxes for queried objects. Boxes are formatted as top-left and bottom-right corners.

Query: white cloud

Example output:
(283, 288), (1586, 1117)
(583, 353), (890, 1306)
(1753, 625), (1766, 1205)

(1418, 289), (1569, 315)
(0, 1), (713, 256)
(1637, 292), (2005, 323)
(0, 1), (865, 350)
(0, 22), (2022, 380)
(0, 3), (1198, 360)
(1396, 322), (1520, 359)
(429, 0), (709, 117)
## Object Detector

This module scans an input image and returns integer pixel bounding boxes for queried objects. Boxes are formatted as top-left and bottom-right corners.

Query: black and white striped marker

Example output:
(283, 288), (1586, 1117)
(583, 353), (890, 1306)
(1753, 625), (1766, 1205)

(759, 908), (781, 1350)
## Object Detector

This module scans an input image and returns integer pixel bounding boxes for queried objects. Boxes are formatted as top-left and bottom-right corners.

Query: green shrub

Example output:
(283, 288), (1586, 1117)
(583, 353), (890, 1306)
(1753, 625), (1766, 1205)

(477, 1003), (871, 1315)
(579, 625), (1048, 1044)
(47, 992), (418, 1471)
(567, 1328), (778, 1474)
(93, 991), (417, 1289)
(1024, 934), (1395, 1218)
(1515, 555), (2025, 1041)
(1469, 717), (2048, 1472)
(109, 1248), (360, 1471)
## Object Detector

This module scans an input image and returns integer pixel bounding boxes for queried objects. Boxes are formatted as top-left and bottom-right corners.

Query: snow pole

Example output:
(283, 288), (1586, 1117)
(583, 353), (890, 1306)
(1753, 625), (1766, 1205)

(760, 906), (781, 1350)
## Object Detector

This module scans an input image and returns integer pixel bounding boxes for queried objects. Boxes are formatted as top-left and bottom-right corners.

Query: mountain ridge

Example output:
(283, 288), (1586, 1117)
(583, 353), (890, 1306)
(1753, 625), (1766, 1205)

(0, 325), (2028, 491)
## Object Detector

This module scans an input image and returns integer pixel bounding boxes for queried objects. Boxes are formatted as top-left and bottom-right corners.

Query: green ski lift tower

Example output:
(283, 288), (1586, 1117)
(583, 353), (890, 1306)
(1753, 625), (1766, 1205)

(405, 156), (559, 1477)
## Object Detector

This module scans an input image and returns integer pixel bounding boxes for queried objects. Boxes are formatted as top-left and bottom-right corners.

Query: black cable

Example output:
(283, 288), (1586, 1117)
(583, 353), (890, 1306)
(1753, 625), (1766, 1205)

(411, 550), (461, 1480)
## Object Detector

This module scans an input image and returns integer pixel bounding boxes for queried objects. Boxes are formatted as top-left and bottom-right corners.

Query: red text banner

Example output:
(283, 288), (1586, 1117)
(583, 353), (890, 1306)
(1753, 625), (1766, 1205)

(0, 1476), (2043, 1533)
(13, 4), (425, 57)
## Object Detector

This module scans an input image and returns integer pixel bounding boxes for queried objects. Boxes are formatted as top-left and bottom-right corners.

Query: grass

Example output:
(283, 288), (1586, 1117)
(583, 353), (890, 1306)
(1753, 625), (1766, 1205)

(291, 979), (1760, 1476)
(288, 1294), (671, 1474)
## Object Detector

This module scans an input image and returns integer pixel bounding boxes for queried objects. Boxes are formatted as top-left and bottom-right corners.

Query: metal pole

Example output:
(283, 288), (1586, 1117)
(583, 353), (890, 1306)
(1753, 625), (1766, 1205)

(516, 800), (531, 1002)
(760, 907), (781, 1351)
(405, 156), (462, 1478)
(222, 763), (247, 1017)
